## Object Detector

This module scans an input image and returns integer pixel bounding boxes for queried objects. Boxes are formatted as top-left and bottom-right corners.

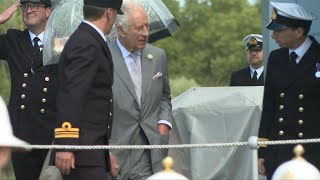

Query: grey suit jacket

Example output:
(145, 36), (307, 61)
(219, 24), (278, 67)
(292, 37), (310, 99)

(109, 42), (173, 173)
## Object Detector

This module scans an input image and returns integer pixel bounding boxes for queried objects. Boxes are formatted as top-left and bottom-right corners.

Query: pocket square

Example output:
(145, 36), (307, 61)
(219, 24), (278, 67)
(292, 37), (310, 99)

(153, 72), (163, 80)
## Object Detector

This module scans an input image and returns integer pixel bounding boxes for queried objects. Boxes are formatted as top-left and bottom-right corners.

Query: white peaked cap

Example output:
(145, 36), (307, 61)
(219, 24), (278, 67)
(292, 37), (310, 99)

(243, 34), (263, 44)
(0, 97), (29, 150)
(271, 2), (317, 21)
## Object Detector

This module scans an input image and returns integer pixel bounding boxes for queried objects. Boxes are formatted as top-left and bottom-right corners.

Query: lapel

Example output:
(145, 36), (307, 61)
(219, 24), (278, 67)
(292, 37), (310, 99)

(257, 71), (264, 85)
(141, 44), (154, 101)
(18, 29), (35, 68)
(282, 41), (320, 91)
(111, 42), (139, 103)
(246, 67), (252, 83)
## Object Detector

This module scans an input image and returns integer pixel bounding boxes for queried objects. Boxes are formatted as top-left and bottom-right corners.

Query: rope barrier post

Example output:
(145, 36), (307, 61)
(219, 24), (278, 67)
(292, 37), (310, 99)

(248, 136), (259, 180)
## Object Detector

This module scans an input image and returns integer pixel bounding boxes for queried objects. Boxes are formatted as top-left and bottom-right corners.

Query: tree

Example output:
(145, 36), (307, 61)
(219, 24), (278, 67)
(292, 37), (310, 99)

(155, 0), (262, 86)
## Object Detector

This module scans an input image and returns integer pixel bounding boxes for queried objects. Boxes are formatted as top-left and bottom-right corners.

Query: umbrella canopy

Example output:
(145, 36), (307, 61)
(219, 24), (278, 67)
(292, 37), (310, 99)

(108, 0), (180, 43)
(43, 0), (180, 65)
(43, 0), (83, 65)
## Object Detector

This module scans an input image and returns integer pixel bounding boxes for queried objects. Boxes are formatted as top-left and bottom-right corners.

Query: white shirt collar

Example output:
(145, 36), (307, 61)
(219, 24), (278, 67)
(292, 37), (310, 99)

(28, 31), (44, 45)
(116, 38), (141, 58)
(250, 66), (264, 79)
(289, 37), (312, 63)
(83, 20), (107, 42)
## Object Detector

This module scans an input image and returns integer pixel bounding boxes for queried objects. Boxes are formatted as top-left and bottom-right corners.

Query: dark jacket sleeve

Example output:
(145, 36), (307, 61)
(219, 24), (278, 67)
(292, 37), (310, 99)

(258, 51), (276, 158)
(229, 72), (236, 86)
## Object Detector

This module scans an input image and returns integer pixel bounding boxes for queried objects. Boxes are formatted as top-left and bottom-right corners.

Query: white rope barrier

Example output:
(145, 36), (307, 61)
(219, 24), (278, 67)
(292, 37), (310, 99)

(25, 138), (320, 150)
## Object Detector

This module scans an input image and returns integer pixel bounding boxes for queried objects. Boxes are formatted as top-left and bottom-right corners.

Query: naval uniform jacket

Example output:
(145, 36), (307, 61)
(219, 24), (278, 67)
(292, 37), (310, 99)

(0, 29), (57, 145)
(229, 66), (264, 86)
(52, 23), (113, 169)
(258, 37), (320, 171)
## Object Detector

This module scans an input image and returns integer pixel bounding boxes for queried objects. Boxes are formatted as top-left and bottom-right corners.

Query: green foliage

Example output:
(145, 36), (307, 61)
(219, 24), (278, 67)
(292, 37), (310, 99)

(170, 76), (199, 98)
(155, 0), (262, 86)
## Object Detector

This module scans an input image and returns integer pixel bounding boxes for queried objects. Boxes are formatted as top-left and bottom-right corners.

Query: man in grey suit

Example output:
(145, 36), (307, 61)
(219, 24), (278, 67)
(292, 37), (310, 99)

(109, 2), (173, 180)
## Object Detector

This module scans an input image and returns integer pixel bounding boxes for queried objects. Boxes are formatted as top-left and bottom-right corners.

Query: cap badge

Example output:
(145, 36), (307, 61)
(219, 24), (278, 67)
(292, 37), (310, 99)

(271, 9), (277, 20)
(249, 38), (258, 45)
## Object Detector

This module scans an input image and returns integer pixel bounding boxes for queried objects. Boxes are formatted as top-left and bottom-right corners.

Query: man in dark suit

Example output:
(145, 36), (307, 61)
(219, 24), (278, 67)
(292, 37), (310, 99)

(258, 2), (319, 179)
(109, 2), (173, 179)
(52, 0), (123, 179)
(230, 34), (264, 86)
(0, 1), (56, 179)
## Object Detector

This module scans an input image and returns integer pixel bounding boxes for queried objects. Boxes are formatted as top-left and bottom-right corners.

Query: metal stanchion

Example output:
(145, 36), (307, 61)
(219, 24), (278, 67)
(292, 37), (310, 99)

(248, 136), (259, 180)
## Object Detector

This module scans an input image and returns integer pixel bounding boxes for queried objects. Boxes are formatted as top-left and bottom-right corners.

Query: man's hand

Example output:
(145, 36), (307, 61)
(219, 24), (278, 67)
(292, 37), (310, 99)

(258, 158), (266, 176)
(110, 154), (119, 177)
(0, 147), (11, 168)
(158, 124), (170, 136)
(0, 1), (20, 24)
(55, 151), (75, 175)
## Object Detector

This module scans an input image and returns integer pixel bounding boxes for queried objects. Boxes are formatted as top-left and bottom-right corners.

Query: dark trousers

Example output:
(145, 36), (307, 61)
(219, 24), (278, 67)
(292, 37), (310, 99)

(12, 149), (48, 180)
(63, 166), (110, 180)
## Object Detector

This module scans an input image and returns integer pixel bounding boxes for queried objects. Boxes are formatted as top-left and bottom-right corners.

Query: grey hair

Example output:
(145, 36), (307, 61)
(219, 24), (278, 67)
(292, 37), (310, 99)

(115, 1), (144, 33)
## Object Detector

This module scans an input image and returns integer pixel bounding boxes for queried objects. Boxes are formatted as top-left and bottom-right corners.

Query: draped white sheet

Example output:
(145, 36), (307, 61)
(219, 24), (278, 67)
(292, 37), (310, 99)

(168, 86), (266, 180)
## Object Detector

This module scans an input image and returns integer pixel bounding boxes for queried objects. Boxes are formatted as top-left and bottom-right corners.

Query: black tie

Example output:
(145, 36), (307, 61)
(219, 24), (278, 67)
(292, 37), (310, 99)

(252, 70), (258, 81)
(33, 37), (41, 54)
(290, 51), (298, 64)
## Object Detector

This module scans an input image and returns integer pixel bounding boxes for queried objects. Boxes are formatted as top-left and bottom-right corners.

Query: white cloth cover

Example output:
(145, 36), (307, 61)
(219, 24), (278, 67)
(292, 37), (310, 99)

(168, 86), (264, 179)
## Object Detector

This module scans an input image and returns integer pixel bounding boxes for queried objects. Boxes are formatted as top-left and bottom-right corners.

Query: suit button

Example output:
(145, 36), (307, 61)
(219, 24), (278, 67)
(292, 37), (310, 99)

(110, 99), (113, 103)
(279, 105), (284, 110)
(42, 98), (47, 103)
(109, 112), (112, 116)
(299, 94), (304, 99)
(279, 130), (284, 136)
(45, 77), (50, 82)
(280, 93), (285, 98)
(298, 120), (303, 125)
(40, 109), (45, 113)
(299, 107), (304, 112)
(22, 83), (27, 88)
(107, 125), (110, 129)
(23, 73), (28, 78)
(43, 88), (48, 92)
(20, 105), (25, 109)
(298, 132), (303, 138)
(279, 117), (284, 123)
(21, 94), (26, 99)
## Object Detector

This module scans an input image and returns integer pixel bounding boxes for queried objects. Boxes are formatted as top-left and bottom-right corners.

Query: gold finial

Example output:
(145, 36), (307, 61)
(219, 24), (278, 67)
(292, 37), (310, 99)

(293, 144), (305, 160)
(163, 156), (174, 172)
(280, 170), (295, 179)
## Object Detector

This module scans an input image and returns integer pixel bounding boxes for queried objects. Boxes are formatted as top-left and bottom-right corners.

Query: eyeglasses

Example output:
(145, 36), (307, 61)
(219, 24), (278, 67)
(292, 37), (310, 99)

(20, 4), (46, 12)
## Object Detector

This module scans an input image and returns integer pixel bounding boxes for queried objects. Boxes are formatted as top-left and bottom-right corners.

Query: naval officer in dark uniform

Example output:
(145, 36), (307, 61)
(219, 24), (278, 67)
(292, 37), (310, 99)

(230, 34), (264, 86)
(52, 0), (123, 179)
(0, 0), (56, 179)
(258, 2), (320, 179)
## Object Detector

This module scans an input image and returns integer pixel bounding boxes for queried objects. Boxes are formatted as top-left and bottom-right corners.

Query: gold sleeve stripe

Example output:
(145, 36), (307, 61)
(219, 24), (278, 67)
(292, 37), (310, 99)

(55, 134), (79, 138)
(54, 122), (79, 139)
(258, 138), (269, 148)
(55, 132), (79, 135)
